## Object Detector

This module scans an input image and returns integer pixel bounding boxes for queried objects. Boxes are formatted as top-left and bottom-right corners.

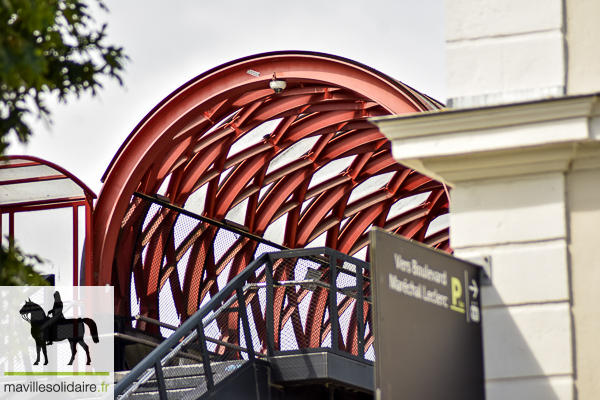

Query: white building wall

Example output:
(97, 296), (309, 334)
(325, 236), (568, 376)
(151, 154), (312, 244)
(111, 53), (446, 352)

(451, 172), (574, 400)
(445, 0), (566, 108)
(374, 96), (600, 399)
(566, 0), (600, 95)
(374, 1), (600, 397)
(567, 163), (600, 399)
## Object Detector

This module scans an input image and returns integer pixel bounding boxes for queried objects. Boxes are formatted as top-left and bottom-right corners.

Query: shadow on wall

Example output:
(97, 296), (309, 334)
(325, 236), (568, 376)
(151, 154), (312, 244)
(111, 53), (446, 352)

(481, 287), (571, 400)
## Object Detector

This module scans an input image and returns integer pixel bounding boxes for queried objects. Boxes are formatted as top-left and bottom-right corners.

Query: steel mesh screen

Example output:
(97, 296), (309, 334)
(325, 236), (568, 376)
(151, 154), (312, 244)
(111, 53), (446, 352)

(113, 195), (374, 399)
(113, 195), (281, 360)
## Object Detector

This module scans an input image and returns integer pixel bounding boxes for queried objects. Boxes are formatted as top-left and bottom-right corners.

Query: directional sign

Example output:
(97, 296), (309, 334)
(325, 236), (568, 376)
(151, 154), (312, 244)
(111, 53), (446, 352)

(370, 228), (485, 400)
(470, 279), (479, 299)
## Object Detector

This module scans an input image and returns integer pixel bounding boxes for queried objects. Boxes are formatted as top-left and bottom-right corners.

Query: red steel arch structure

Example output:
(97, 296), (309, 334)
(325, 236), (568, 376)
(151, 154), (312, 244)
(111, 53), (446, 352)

(95, 52), (450, 340)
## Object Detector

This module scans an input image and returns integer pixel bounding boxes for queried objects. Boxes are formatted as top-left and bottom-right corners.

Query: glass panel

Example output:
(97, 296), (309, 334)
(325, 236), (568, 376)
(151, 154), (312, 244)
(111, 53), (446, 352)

(387, 192), (430, 219)
(0, 179), (85, 205)
(14, 207), (73, 285)
(347, 172), (395, 204)
(425, 214), (450, 237)
(0, 165), (62, 181)
(262, 213), (287, 245)
(0, 159), (32, 166)
(266, 136), (320, 175)
(183, 184), (208, 215)
(308, 155), (356, 189)
(1, 214), (8, 248)
(225, 197), (248, 225)
(227, 118), (282, 157)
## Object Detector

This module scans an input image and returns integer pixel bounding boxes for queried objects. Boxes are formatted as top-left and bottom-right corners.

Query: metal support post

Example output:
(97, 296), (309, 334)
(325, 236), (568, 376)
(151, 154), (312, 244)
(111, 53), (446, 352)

(265, 258), (275, 356)
(237, 287), (255, 359)
(154, 361), (167, 399)
(357, 262), (365, 358)
(329, 255), (339, 352)
(197, 322), (214, 390)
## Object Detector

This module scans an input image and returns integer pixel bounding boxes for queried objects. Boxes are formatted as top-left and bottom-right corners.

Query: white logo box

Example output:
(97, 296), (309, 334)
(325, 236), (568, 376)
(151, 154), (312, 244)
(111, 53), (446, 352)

(0, 286), (114, 399)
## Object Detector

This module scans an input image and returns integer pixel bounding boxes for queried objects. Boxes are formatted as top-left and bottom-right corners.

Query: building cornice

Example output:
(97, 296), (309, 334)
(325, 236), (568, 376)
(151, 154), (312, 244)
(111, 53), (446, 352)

(373, 94), (600, 138)
(372, 94), (600, 185)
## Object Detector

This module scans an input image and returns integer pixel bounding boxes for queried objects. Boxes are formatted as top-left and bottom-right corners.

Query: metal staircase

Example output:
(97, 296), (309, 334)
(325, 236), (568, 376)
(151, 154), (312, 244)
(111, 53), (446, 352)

(114, 248), (375, 400)
(116, 360), (256, 400)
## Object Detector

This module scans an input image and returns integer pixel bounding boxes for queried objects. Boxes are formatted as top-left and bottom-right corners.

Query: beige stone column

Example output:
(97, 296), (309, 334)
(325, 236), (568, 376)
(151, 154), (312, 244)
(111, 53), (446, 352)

(373, 95), (600, 399)
(445, 0), (600, 108)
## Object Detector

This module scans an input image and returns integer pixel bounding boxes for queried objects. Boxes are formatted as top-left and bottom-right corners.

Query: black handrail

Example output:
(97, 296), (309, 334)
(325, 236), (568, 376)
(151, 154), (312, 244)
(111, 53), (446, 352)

(115, 253), (270, 398)
(114, 247), (371, 399)
(134, 192), (287, 252)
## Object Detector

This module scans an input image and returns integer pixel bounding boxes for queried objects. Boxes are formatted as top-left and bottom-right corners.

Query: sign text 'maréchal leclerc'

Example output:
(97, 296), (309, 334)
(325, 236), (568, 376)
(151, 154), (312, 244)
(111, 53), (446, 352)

(389, 253), (451, 309)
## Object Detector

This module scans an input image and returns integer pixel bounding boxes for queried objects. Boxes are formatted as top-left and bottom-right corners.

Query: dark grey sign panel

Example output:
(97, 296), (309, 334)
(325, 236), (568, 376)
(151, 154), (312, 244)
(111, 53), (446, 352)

(370, 228), (485, 400)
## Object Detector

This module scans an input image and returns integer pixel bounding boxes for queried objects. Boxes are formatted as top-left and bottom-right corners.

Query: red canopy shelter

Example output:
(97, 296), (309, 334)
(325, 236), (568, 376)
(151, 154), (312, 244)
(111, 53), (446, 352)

(0, 155), (96, 285)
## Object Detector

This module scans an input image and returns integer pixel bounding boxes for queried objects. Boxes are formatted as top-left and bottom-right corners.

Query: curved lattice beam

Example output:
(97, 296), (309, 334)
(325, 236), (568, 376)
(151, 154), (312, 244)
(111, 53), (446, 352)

(95, 52), (448, 288)
(97, 52), (452, 352)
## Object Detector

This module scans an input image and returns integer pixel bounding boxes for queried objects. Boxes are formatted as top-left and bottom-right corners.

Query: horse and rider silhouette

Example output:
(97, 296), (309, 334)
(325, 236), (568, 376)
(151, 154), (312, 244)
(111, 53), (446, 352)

(19, 291), (99, 366)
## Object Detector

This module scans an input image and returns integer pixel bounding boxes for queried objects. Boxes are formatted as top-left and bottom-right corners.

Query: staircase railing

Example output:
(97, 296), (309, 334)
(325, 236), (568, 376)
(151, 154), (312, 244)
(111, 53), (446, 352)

(114, 247), (372, 399)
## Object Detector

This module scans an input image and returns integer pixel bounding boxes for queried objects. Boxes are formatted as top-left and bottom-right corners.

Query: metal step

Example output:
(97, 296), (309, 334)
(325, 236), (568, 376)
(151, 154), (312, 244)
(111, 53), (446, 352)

(118, 360), (246, 400)
(133, 375), (207, 393)
(129, 387), (197, 400)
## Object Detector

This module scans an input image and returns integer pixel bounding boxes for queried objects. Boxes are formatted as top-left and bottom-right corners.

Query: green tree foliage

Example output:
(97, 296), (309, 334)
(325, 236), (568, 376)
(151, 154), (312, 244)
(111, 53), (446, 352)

(0, 240), (48, 285)
(0, 0), (127, 284)
(0, 0), (128, 152)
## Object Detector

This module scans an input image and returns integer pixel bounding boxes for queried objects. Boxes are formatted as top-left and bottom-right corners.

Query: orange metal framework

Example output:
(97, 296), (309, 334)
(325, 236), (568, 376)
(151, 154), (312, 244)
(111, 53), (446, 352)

(94, 52), (450, 331)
